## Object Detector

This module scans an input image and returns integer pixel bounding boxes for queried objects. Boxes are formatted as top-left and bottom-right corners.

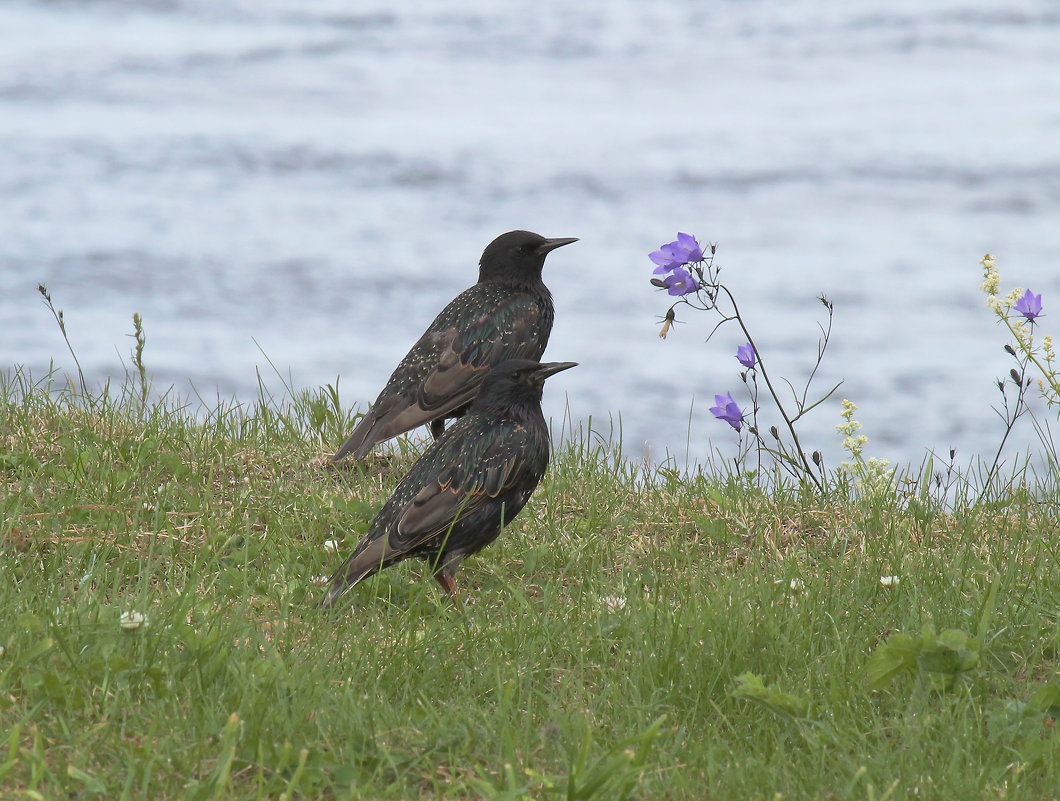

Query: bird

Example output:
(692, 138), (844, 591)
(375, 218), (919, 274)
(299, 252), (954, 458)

(332, 230), (577, 462)
(318, 359), (577, 609)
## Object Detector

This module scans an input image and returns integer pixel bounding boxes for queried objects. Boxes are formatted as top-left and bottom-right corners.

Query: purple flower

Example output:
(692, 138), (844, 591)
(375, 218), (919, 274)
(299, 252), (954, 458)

(710, 392), (744, 431)
(735, 343), (756, 369)
(1013, 289), (1043, 322)
(650, 232), (704, 274)
(650, 247), (680, 274)
(671, 232), (703, 263)
(663, 267), (699, 296)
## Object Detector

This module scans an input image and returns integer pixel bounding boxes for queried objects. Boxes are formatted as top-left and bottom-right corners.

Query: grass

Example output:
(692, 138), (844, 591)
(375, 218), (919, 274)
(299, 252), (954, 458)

(1, 366), (1059, 800)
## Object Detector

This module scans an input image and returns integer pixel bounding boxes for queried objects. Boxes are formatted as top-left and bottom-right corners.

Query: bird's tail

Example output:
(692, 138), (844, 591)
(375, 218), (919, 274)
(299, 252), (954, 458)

(332, 412), (376, 462)
(316, 537), (389, 608)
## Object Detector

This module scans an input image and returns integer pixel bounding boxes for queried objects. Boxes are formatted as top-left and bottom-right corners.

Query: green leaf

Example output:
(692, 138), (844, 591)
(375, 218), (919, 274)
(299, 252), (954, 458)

(0, 451), (41, 472)
(974, 576), (999, 647)
(564, 716), (666, 801)
(918, 454), (934, 498)
(1030, 684), (1060, 717)
(868, 621), (982, 691)
(918, 628), (979, 675)
(866, 632), (918, 689)
(67, 764), (106, 794)
(732, 672), (811, 719)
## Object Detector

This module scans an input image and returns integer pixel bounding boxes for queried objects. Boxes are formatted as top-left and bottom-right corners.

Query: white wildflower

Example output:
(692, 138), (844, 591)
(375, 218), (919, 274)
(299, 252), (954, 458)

(880, 575), (900, 588)
(323, 539), (340, 553)
(601, 595), (627, 612)
(980, 253), (1000, 296)
(119, 610), (147, 631)
(836, 399), (894, 492)
(1004, 286), (1025, 308)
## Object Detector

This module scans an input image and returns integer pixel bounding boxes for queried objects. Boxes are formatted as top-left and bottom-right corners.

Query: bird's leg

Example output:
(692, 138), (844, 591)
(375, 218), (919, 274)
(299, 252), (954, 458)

(434, 572), (464, 614)
(429, 418), (446, 439)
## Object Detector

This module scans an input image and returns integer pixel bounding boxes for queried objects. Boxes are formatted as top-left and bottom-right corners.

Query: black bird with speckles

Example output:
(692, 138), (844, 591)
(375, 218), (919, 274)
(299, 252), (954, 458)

(318, 359), (576, 609)
(332, 230), (577, 462)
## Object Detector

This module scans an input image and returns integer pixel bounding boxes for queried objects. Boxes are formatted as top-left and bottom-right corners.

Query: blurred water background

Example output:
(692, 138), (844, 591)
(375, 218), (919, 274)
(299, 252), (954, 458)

(1, 0), (1058, 471)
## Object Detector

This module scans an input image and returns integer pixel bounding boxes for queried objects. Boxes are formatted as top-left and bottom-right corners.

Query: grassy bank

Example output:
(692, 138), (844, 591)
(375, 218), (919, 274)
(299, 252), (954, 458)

(1, 369), (1058, 800)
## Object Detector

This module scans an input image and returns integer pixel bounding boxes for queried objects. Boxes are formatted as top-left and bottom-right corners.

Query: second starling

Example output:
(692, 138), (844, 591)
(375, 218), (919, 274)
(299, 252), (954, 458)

(318, 359), (576, 609)
(333, 230), (577, 462)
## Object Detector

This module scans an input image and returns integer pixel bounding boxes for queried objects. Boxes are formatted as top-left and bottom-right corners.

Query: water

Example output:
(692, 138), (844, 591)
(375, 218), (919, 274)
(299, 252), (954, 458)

(2, 0), (1058, 471)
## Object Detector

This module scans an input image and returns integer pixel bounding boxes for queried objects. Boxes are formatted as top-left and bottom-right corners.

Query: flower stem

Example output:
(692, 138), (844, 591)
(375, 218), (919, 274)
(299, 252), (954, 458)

(720, 285), (824, 493)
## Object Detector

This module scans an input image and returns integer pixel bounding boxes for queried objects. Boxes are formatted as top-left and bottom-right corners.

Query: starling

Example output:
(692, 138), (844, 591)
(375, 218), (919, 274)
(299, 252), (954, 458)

(332, 230), (577, 462)
(318, 359), (577, 609)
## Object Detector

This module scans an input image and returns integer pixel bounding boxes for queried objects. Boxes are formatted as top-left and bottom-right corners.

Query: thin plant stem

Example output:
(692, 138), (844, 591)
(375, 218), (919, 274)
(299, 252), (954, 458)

(37, 284), (88, 397)
(720, 285), (824, 493)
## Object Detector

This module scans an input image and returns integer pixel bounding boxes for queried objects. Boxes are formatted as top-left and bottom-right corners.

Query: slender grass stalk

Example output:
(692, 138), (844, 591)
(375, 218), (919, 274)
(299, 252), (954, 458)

(37, 284), (88, 397)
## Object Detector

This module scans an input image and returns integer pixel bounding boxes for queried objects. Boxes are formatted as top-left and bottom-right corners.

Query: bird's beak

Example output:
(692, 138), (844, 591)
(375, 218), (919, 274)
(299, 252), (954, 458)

(535, 361), (578, 379)
(536, 237), (579, 255)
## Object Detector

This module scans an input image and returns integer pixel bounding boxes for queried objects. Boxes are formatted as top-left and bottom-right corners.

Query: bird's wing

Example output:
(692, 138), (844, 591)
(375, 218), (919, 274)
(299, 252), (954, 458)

(335, 291), (548, 461)
(416, 292), (549, 411)
(319, 415), (538, 606)
(387, 418), (531, 554)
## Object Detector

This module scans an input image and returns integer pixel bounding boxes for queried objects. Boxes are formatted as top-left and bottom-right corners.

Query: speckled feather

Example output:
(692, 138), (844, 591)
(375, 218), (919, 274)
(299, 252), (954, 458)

(333, 231), (575, 461)
(385, 281), (553, 413)
(319, 359), (574, 608)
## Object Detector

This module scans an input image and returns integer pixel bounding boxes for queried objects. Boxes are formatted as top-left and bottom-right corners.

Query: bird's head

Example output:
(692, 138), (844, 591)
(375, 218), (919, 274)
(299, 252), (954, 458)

(478, 230), (578, 284)
(472, 359), (578, 412)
